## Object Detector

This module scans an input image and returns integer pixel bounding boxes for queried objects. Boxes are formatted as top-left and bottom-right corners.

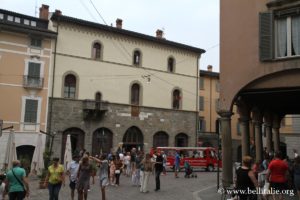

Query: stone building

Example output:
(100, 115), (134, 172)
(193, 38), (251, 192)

(47, 8), (205, 159)
(0, 6), (56, 166)
(220, 0), (300, 186)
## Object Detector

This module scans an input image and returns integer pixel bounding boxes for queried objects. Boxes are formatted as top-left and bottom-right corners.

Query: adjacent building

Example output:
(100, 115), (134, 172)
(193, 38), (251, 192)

(46, 8), (205, 159)
(0, 6), (56, 167)
(220, 0), (300, 186)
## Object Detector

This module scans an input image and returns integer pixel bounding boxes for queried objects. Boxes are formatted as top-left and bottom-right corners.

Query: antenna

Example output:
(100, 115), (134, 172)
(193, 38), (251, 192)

(35, 0), (38, 17)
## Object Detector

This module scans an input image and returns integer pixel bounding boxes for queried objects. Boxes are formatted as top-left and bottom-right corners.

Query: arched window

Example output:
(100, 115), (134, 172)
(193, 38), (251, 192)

(95, 92), (102, 109)
(153, 132), (169, 147)
(175, 133), (188, 147)
(92, 42), (101, 60)
(133, 50), (141, 66)
(168, 57), (175, 72)
(131, 83), (140, 105)
(172, 89), (181, 109)
(64, 74), (76, 98)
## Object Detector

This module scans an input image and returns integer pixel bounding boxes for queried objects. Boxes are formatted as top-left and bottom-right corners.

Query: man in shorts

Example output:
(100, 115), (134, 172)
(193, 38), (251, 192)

(67, 155), (80, 200)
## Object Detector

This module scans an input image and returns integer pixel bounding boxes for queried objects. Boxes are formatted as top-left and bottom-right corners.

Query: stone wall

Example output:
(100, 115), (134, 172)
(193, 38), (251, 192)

(48, 98), (197, 159)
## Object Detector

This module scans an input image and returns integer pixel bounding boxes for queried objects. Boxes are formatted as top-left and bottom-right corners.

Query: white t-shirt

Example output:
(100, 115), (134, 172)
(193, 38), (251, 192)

(124, 155), (131, 165)
(68, 161), (80, 182)
(0, 182), (5, 200)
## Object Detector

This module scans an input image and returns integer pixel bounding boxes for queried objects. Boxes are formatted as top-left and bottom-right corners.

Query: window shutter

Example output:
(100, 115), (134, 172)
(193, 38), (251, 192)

(24, 99), (38, 123)
(259, 12), (274, 61)
(28, 63), (40, 77)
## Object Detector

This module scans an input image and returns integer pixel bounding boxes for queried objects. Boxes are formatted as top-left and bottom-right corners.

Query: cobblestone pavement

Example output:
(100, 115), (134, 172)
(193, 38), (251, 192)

(27, 171), (218, 200)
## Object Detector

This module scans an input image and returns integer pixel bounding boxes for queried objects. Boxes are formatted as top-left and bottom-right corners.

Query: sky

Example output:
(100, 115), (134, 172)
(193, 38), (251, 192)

(1, 0), (220, 72)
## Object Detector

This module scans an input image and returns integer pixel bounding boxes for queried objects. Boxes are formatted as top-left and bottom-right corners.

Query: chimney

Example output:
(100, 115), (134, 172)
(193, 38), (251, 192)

(55, 9), (62, 16)
(207, 65), (213, 72)
(156, 29), (163, 39)
(116, 18), (122, 29)
(39, 4), (49, 20)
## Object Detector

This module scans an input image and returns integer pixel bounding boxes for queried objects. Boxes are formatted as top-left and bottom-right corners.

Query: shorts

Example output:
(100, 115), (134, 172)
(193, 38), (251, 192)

(99, 177), (109, 188)
(270, 182), (287, 191)
(69, 180), (76, 190)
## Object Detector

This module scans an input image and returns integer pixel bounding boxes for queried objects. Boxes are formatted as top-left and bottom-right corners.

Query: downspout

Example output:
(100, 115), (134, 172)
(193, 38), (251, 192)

(195, 55), (200, 146)
(47, 18), (60, 153)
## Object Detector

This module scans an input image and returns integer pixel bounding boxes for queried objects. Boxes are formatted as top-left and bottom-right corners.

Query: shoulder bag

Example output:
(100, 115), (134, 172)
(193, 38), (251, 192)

(11, 169), (27, 198)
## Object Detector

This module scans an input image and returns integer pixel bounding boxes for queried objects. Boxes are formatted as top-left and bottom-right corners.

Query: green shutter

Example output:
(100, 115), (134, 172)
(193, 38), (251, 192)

(24, 99), (38, 123)
(28, 63), (40, 77)
(259, 12), (274, 61)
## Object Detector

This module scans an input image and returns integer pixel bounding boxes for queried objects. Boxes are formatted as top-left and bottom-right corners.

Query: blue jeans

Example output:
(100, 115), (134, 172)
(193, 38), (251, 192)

(48, 183), (62, 200)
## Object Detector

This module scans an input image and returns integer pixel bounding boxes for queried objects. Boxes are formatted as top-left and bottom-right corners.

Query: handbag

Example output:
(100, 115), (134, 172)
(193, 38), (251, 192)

(11, 169), (27, 198)
(115, 170), (121, 174)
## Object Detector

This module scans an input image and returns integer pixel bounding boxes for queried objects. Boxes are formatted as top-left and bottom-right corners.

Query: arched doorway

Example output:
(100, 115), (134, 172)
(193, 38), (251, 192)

(123, 126), (144, 152)
(16, 145), (35, 174)
(175, 133), (188, 147)
(153, 131), (169, 147)
(92, 128), (113, 155)
(62, 128), (85, 160)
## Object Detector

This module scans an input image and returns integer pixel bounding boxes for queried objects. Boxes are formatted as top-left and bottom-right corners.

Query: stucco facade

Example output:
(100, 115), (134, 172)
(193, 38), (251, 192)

(47, 10), (204, 158)
(0, 7), (56, 168)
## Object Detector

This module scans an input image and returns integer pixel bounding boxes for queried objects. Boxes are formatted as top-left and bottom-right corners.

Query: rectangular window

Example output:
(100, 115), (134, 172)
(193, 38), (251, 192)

(0, 13), (4, 19)
(198, 118), (206, 133)
(7, 15), (13, 21)
(199, 96), (204, 111)
(28, 62), (41, 77)
(30, 38), (42, 48)
(24, 99), (38, 123)
(31, 21), (36, 27)
(199, 77), (204, 90)
(24, 19), (30, 25)
(14, 17), (20, 23)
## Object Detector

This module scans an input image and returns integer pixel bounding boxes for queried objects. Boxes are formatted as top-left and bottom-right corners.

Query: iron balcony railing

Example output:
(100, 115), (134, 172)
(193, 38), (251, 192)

(23, 75), (44, 89)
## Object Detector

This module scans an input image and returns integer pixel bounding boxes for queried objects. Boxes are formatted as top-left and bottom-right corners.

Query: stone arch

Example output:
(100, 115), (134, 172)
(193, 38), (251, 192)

(175, 133), (188, 147)
(61, 127), (85, 160)
(92, 127), (113, 155)
(153, 131), (169, 147)
(123, 126), (144, 152)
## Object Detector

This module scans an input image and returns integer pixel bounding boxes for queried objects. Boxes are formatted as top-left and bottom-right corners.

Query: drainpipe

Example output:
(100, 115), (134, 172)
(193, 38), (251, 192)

(195, 56), (200, 146)
(47, 17), (60, 157)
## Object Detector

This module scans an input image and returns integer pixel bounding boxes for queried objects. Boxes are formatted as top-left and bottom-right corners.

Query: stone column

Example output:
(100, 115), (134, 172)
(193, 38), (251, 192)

(239, 117), (250, 157)
(237, 99), (251, 157)
(218, 111), (233, 187)
(264, 112), (273, 153)
(272, 114), (281, 152)
(252, 108), (263, 162)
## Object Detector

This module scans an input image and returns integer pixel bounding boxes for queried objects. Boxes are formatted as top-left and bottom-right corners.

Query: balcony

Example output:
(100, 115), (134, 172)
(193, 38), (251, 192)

(82, 100), (108, 120)
(23, 75), (44, 89)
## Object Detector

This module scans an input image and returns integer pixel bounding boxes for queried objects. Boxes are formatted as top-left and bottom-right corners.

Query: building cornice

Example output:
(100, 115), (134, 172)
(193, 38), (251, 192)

(199, 70), (219, 78)
(51, 13), (205, 55)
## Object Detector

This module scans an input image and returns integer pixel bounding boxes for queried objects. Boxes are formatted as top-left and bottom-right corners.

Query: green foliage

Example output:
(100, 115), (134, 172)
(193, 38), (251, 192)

(43, 147), (51, 168)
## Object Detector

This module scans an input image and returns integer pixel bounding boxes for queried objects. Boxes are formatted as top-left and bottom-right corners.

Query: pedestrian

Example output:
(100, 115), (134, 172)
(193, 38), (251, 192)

(109, 155), (116, 185)
(266, 151), (289, 200)
(0, 174), (6, 200)
(3, 160), (30, 200)
(293, 156), (300, 199)
(140, 153), (153, 193)
(67, 155), (80, 200)
(124, 152), (131, 177)
(130, 148), (137, 175)
(44, 157), (65, 200)
(174, 151), (180, 178)
(161, 151), (167, 175)
(134, 151), (143, 186)
(235, 156), (258, 200)
(90, 154), (109, 200)
(76, 156), (93, 200)
(114, 155), (124, 186)
(154, 151), (163, 191)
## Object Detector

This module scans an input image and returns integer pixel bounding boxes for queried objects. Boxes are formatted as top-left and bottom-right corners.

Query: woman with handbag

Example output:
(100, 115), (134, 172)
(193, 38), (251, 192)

(4, 160), (29, 200)
(114, 155), (124, 186)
